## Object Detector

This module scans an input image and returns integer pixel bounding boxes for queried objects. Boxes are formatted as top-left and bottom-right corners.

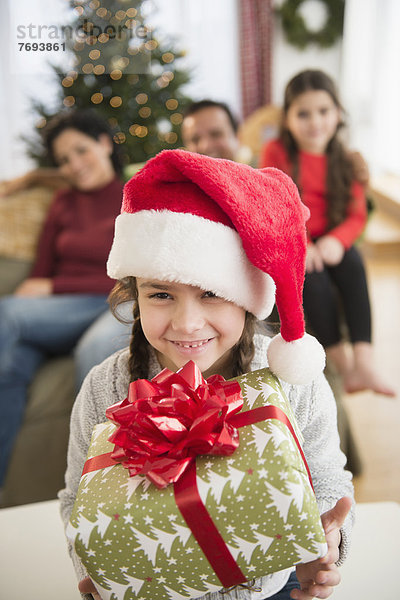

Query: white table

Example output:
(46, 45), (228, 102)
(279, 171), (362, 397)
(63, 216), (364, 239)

(0, 500), (399, 599)
(0, 499), (79, 599)
(335, 501), (400, 599)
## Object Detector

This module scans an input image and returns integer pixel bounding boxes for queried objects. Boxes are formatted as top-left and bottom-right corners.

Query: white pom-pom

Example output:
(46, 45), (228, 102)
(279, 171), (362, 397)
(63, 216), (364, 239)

(267, 333), (326, 385)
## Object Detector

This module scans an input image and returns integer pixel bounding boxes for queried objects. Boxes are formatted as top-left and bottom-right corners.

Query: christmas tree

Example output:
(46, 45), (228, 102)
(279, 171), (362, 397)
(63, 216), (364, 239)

(28, 0), (192, 167)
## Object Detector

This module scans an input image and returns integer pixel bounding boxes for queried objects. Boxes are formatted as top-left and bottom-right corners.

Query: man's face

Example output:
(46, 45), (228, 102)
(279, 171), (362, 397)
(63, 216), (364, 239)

(181, 106), (239, 160)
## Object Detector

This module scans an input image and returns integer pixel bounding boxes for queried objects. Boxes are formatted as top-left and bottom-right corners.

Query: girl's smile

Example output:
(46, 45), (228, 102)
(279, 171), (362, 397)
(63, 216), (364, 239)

(169, 337), (213, 350)
(136, 278), (246, 378)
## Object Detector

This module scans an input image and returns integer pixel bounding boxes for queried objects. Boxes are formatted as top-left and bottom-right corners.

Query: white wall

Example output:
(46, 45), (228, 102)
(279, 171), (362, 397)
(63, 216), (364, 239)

(146, 0), (241, 116)
(0, 0), (70, 179)
(340, 0), (400, 177)
(272, 26), (341, 107)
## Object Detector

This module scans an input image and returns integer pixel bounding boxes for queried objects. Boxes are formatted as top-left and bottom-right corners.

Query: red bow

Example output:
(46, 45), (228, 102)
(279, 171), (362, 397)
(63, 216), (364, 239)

(105, 361), (243, 488)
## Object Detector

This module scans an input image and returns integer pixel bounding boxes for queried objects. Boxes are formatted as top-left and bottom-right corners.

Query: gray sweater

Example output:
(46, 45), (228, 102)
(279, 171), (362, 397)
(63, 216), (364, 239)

(59, 333), (354, 599)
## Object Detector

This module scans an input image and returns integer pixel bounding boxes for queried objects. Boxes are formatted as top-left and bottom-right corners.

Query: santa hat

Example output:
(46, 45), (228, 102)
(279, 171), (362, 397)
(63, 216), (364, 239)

(107, 149), (325, 385)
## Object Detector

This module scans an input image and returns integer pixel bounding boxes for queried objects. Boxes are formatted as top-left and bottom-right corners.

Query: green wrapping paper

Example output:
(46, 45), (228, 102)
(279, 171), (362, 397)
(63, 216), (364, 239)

(67, 368), (327, 600)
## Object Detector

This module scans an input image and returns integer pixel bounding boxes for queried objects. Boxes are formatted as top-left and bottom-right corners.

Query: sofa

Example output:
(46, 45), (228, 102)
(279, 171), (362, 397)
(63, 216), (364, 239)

(0, 185), (76, 507)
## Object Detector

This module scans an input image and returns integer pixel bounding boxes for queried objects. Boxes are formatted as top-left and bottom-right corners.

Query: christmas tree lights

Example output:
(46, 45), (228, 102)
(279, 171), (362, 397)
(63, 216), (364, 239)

(27, 0), (192, 167)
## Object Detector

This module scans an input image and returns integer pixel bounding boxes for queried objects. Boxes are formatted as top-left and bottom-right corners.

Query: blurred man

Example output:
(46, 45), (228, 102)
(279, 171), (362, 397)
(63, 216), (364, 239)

(181, 100), (239, 161)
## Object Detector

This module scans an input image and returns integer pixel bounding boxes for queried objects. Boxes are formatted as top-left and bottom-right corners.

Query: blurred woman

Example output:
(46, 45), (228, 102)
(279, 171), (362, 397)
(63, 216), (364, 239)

(0, 109), (125, 486)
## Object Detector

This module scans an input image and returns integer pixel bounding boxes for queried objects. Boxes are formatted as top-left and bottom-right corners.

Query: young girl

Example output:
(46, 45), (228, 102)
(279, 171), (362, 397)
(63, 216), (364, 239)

(259, 69), (394, 397)
(59, 149), (354, 600)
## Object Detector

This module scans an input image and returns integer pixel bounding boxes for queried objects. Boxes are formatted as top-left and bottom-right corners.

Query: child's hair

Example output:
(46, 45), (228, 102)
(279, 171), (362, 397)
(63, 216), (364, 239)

(280, 69), (354, 229)
(109, 278), (257, 382)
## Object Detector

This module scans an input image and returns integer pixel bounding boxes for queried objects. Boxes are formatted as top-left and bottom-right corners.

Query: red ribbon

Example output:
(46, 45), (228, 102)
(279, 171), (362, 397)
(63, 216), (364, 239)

(230, 405), (313, 491)
(105, 361), (243, 489)
(82, 362), (313, 588)
(82, 452), (115, 476)
(174, 461), (246, 587)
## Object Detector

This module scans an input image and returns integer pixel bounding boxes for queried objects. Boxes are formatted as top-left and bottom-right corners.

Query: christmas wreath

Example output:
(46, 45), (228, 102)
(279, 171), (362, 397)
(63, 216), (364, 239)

(276, 0), (345, 49)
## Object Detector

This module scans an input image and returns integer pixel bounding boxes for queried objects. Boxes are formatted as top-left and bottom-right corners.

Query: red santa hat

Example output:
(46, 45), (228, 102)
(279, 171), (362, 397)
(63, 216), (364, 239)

(107, 149), (325, 385)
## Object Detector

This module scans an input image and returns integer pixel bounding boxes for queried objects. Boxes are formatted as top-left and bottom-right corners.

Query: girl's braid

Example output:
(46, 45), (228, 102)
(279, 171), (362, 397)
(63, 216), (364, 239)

(108, 277), (151, 382)
(127, 299), (151, 382)
(230, 312), (256, 377)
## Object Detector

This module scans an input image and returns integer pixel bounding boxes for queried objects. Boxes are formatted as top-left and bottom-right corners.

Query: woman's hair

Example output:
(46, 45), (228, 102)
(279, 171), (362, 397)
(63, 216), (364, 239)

(108, 277), (257, 382)
(43, 109), (123, 176)
(280, 69), (354, 229)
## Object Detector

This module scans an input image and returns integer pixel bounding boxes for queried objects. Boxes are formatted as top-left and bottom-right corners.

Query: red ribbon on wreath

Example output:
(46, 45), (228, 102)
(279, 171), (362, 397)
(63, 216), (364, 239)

(82, 361), (313, 588)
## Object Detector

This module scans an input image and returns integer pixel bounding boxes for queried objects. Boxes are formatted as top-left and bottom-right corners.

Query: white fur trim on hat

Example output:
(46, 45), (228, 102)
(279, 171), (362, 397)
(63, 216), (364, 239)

(267, 333), (326, 385)
(107, 209), (276, 319)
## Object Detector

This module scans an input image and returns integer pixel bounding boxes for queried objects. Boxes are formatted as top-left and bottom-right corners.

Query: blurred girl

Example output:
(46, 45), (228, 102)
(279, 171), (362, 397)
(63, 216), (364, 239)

(260, 69), (394, 397)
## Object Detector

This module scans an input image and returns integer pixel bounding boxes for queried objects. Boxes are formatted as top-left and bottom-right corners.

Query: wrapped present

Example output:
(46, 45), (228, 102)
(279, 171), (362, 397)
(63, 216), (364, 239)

(67, 363), (327, 600)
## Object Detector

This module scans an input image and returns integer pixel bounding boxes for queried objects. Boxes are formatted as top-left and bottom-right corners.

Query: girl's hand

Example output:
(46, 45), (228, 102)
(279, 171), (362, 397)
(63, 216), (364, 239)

(14, 277), (53, 297)
(316, 236), (345, 266)
(306, 243), (324, 273)
(78, 576), (102, 600)
(292, 496), (353, 600)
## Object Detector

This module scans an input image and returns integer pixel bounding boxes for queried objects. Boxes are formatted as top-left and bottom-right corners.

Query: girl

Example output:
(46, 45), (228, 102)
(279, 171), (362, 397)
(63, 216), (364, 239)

(0, 109), (127, 488)
(60, 149), (353, 600)
(260, 69), (394, 397)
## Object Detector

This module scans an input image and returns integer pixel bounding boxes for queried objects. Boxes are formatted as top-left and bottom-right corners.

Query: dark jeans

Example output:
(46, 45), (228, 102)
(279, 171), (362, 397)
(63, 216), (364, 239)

(303, 245), (371, 348)
(266, 572), (300, 599)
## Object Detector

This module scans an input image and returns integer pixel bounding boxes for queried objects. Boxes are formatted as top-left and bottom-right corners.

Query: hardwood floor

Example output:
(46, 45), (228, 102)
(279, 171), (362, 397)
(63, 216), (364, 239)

(342, 252), (400, 502)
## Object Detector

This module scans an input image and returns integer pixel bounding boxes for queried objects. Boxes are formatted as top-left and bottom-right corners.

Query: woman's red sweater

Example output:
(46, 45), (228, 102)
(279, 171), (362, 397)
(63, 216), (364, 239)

(31, 177), (124, 294)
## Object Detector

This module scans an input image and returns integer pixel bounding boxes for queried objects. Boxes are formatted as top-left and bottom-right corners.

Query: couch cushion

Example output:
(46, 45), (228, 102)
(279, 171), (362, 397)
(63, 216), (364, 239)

(1, 357), (76, 507)
(25, 356), (76, 420)
(0, 257), (33, 296)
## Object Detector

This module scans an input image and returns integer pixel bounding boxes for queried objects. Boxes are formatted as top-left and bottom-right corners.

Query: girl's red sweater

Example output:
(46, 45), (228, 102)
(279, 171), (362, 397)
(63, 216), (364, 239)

(259, 139), (367, 248)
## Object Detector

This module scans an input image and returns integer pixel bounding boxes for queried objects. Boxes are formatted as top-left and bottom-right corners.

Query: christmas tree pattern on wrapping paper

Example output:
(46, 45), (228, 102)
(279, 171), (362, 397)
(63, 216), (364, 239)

(68, 368), (327, 600)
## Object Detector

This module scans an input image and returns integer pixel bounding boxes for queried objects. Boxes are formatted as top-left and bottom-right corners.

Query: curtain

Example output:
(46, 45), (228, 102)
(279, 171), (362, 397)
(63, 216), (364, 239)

(239, 0), (273, 119)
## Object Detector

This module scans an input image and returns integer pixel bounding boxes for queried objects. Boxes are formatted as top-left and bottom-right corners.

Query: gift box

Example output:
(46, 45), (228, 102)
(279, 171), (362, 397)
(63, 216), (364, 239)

(67, 365), (327, 600)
